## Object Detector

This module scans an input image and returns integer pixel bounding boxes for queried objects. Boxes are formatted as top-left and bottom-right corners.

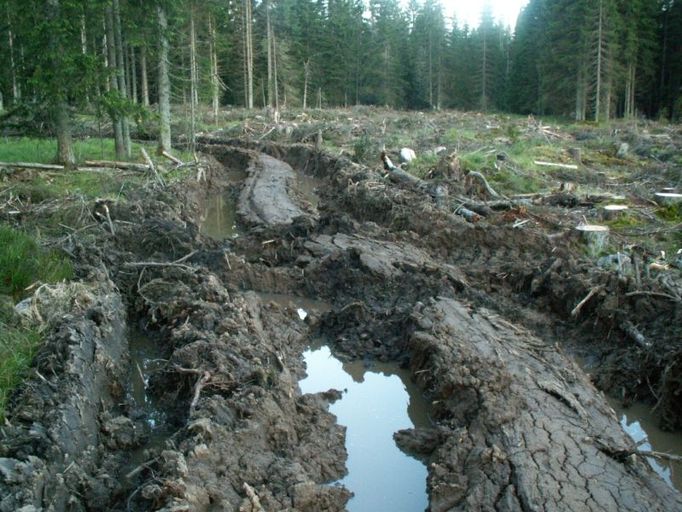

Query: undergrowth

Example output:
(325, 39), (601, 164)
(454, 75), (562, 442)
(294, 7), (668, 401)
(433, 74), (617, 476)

(0, 224), (73, 420)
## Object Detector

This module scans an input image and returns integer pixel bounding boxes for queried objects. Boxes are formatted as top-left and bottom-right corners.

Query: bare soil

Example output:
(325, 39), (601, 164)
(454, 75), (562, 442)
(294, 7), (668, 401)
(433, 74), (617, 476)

(1, 110), (681, 511)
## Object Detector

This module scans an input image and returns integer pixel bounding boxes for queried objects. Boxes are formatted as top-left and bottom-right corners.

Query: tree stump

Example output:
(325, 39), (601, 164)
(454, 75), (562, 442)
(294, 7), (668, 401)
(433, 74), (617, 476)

(576, 225), (609, 256)
(601, 204), (629, 220)
(654, 192), (682, 206)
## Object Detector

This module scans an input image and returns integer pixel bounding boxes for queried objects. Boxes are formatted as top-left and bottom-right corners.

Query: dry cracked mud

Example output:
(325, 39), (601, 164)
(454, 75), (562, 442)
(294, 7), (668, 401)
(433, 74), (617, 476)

(1, 138), (681, 511)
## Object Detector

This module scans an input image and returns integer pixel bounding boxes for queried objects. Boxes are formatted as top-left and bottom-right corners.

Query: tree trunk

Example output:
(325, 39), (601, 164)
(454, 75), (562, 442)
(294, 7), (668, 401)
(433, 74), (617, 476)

(6, 9), (20, 104)
(112, 0), (131, 158)
(130, 46), (138, 104)
(105, 5), (125, 160)
(157, 3), (171, 154)
(303, 59), (309, 111)
(189, 4), (198, 156)
(594, 0), (603, 122)
(266, 0), (273, 107)
(140, 46), (149, 106)
(244, 0), (254, 109)
(209, 13), (220, 122)
(45, 0), (75, 168)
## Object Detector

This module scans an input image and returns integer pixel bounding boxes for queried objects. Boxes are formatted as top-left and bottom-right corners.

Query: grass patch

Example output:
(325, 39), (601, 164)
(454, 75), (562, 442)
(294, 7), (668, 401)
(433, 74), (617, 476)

(0, 225), (73, 419)
(0, 306), (41, 421)
(489, 170), (541, 194)
(0, 224), (73, 299)
(0, 136), (155, 164)
(406, 154), (439, 179)
(656, 204), (682, 222)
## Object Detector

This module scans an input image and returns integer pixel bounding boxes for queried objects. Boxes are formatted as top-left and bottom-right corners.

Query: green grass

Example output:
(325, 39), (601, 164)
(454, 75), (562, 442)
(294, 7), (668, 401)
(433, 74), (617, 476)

(0, 307), (41, 421)
(406, 153), (439, 178)
(0, 225), (74, 420)
(0, 224), (73, 299)
(0, 136), (153, 164)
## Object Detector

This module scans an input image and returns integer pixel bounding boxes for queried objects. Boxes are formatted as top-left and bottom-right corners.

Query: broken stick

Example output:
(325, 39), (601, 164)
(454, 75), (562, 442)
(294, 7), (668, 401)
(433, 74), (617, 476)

(571, 286), (603, 317)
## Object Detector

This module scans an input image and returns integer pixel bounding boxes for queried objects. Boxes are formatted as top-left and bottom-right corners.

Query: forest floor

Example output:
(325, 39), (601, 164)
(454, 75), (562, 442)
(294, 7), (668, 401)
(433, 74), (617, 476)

(0, 107), (681, 511)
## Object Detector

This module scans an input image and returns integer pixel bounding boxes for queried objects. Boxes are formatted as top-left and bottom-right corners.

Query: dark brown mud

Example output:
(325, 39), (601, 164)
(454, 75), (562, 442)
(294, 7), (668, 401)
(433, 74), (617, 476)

(1, 139), (680, 511)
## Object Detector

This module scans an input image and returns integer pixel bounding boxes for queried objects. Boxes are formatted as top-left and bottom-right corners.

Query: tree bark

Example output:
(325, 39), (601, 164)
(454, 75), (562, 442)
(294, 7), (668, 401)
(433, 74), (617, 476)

(244, 0), (254, 109)
(208, 13), (220, 122)
(189, 4), (198, 156)
(112, 0), (131, 158)
(105, 5), (125, 160)
(130, 45), (138, 104)
(140, 46), (149, 106)
(157, 3), (172, 154)
(6, 8), (20, 104)
(594, 0), (603, 122)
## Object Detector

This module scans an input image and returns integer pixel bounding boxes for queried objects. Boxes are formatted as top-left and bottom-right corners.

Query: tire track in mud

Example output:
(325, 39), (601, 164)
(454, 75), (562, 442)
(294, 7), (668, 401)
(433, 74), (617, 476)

(1, 141), (680, 511)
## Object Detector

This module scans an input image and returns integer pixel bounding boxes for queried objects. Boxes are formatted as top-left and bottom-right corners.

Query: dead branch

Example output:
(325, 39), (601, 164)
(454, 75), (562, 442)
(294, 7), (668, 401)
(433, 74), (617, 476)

(466, 171), (501, 198)
(242, 482), (265, 512)
(123, 250), (197, 272)
(534, 160), (579, 170)
(625, 291), (681, 303)
(141, 148), (166, 188)
(190, 371), (211, 414)
(454, 204), (482, 223)
(160, 150), (183, 166)
(84, 160), (150, 172)
(103, 204), (115, 235)
(622, 321), (651, 348)
(571, 286), (603, 317)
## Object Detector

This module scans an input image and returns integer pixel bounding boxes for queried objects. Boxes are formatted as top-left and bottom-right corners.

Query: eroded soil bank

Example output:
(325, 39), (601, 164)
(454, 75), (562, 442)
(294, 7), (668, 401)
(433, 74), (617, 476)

(1, 138), (681, 511)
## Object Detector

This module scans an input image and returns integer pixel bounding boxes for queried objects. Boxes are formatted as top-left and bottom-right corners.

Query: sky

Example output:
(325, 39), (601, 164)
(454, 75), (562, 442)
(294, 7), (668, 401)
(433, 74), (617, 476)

(441, 0), (529, 30)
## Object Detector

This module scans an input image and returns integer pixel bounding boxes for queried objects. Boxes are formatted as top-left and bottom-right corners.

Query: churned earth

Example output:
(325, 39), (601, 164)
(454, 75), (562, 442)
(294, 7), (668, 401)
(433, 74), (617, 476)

(1, 112), (681, 511)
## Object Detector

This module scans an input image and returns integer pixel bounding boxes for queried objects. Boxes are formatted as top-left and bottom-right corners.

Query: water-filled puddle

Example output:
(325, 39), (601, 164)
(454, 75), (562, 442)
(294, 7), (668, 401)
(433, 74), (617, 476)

(199, 193), (238, 240)
(294, 173), (322, 209)
(300, 345), (430, 511)
(609, 399), (682, 491)
(127, 329), (173, 469)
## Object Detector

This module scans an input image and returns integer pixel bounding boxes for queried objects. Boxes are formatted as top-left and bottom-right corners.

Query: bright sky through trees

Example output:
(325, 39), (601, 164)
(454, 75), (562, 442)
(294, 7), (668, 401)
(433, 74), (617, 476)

(442, 0), (529, 29)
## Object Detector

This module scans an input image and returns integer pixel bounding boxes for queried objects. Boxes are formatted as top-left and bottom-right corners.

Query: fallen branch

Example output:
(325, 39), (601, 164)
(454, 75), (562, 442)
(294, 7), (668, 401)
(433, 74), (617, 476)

(454, 204), (482, 223)
(190, 370), (211, 414)
(534, 160), (579, 170)
(466, 171), (500, 198)
(160, 150), (183, 165)
(625, 291), (680, 303)
(84, 160), (150, 172)
(571, 286), (603, 317)
(622, 320), (651, 348)
(243, 482), (265, 512)
(141, 148), (166, 188)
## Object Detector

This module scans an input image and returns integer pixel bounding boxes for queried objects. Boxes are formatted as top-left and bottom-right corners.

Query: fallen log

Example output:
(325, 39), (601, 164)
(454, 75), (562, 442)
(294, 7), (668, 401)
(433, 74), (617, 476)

(0, 161), (65, 171)
(84, 160), (150, 172)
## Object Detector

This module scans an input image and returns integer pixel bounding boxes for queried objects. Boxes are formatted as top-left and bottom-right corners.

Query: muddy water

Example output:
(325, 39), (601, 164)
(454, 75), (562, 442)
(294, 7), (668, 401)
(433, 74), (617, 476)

(256, 292), (331, 318)
(199, 193), (238, 240)
(294, 172), (322, 209)
(128, 329), (173, 468)
(300, 345), (431, 512)
(609, 399), (682, 491)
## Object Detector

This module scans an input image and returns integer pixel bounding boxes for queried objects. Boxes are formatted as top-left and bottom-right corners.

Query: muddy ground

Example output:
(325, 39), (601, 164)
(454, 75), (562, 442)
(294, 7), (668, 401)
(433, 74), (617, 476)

(1, 110), (681, 511)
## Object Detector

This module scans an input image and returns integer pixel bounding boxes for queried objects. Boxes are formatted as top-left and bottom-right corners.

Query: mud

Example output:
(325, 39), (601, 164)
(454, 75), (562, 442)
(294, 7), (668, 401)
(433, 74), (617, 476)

(1, 138), (680, 511)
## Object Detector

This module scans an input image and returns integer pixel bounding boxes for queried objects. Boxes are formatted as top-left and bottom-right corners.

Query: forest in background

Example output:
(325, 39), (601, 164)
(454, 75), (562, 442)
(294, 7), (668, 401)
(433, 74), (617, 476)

(0, 0), (681, 165)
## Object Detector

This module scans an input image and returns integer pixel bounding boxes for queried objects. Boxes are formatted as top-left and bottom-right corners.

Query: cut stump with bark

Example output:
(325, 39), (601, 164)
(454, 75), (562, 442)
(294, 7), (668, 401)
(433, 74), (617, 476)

(601, 204), (629, 220)
(576, 224), (610, 256)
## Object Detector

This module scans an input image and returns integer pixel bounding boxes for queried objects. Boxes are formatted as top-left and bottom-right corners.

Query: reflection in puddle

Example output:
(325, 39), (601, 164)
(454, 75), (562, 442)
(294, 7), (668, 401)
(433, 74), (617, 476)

(199, 193), (237, 240)
(300, 345), (430, 512)
(609, 400), (682, 491)
(294, 173), (322, 209)
(128, 330), (172, 468)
